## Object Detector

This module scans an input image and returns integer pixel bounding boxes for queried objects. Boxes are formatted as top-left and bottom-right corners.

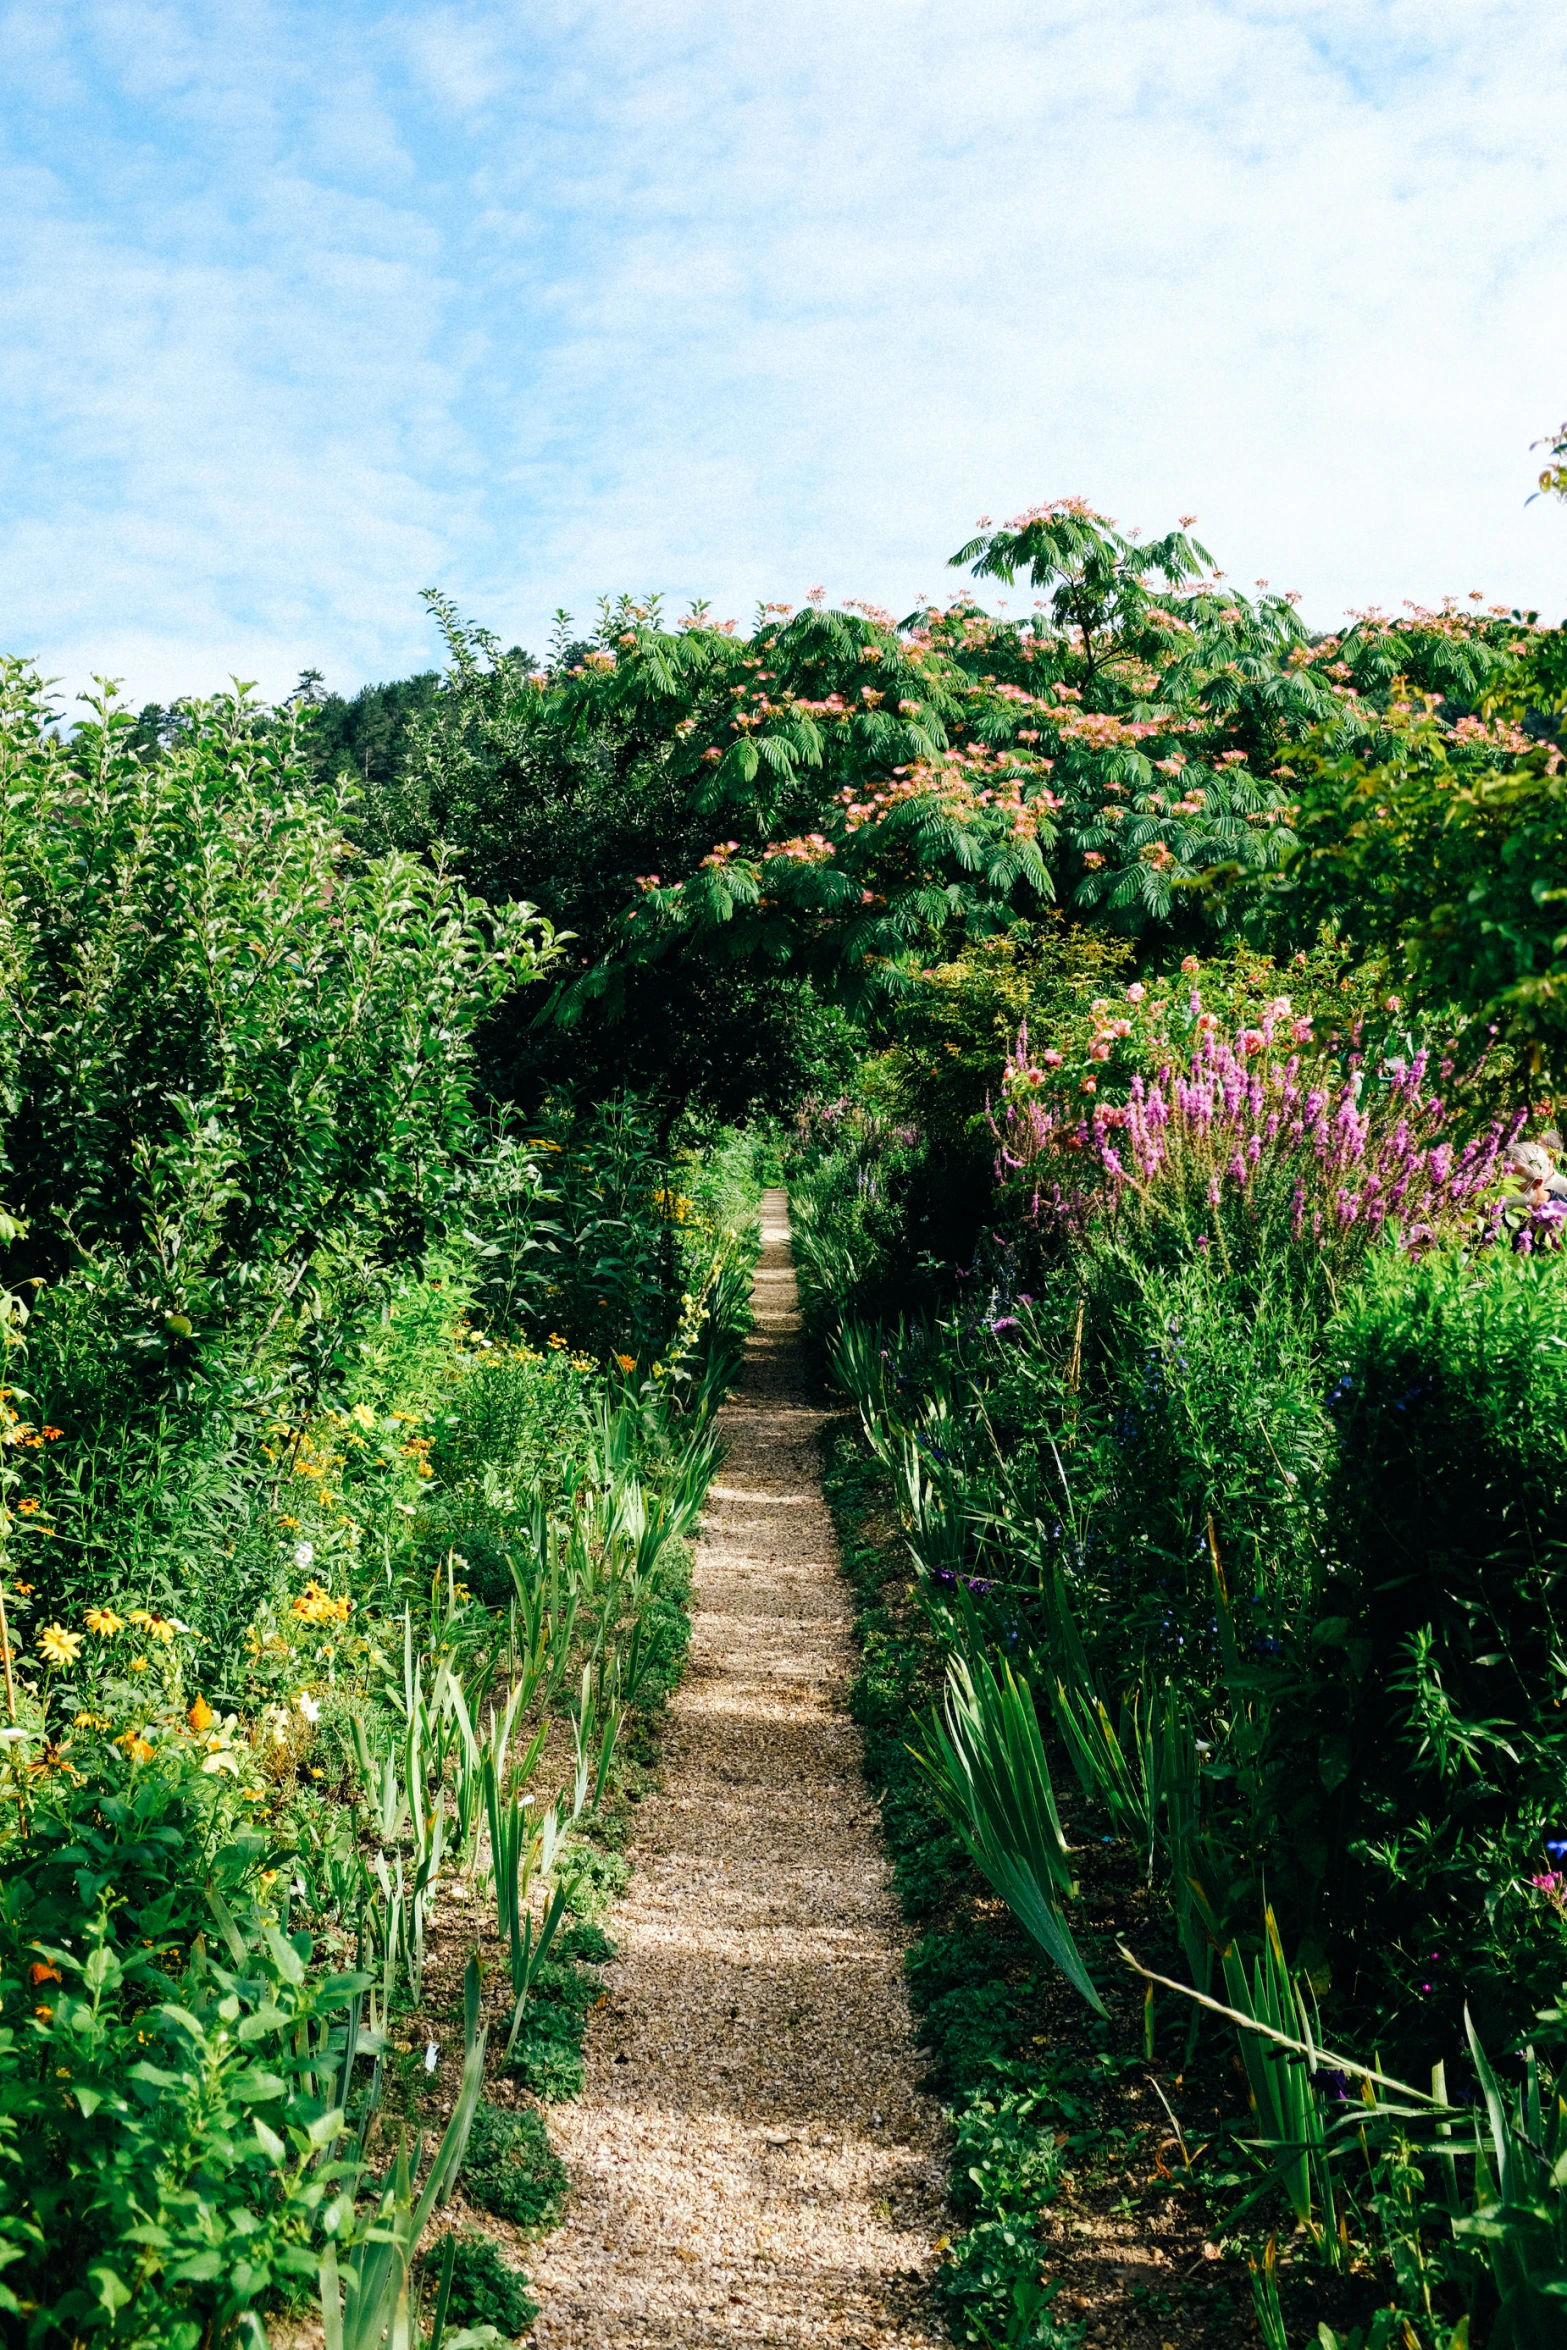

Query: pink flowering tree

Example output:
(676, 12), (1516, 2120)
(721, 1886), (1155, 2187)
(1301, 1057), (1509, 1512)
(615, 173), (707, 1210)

(399, 514), (1561, 1070)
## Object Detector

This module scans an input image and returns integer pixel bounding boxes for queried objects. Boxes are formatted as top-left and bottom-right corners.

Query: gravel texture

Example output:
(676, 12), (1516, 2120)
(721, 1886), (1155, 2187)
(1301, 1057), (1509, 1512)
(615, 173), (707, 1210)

(529, 1191), (949, 2346)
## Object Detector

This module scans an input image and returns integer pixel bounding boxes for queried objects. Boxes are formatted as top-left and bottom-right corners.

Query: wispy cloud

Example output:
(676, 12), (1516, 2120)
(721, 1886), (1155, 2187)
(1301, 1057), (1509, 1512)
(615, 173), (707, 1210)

(1, 0), (1563, 704)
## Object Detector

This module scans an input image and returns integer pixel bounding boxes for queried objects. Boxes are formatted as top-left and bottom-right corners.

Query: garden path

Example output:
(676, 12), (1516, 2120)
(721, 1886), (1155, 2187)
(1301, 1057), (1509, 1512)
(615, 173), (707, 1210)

(528, 1190), (949, 2347)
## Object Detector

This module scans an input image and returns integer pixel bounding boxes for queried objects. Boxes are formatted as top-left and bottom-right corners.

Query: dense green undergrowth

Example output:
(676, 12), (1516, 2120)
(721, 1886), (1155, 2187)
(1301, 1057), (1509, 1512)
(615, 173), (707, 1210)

(0, 659), (775, 2346)
(793, 943), (1567, 2350)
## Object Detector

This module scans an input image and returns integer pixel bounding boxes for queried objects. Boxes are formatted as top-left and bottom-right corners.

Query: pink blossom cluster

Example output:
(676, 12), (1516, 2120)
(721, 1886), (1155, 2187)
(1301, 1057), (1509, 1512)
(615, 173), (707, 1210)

(994, 1014), (1527, 1271)
(836, 741), (1057, 840)
(762, 834), (834, 865)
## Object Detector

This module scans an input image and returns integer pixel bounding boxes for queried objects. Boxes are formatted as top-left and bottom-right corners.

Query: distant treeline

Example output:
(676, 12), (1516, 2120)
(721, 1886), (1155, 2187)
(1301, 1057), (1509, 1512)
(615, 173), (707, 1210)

(127, 664), (463, 795)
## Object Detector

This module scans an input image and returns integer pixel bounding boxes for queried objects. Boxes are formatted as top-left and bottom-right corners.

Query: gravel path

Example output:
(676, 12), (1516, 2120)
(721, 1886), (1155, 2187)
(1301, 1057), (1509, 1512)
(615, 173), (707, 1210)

(529, 1190), (949, 2347)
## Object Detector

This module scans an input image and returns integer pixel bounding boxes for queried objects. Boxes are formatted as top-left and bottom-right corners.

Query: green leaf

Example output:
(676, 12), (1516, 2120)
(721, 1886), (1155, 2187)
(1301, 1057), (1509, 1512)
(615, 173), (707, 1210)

(233, 2069), (288, 2103)
(170, 2252), (225, 2283)
(128, 2060), (185, 2089)
(90, 2264), (133, 2316)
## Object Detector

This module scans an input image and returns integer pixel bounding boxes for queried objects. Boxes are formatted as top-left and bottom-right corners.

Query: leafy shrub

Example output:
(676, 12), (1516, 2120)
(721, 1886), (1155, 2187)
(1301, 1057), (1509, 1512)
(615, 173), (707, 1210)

(507, 2001), (587, 2103)
(935, 2221), (1083, 2349)
(1070, 1244), (1334, 1625)
(0, 664), (547, 1358)
(1309, 1245), (1567, 2036)
(427, 2229), (539, 2341)
(951, 2082), (1067, 2220)
(562, 1843), (632, 1922)
(559, 1921), (617, 1964)
(1329, 1242), (1567, 1651)
(505, 1955), (601, 2103)
(461, 2101), (568, 2233)
(0, 1741), (372, 2347)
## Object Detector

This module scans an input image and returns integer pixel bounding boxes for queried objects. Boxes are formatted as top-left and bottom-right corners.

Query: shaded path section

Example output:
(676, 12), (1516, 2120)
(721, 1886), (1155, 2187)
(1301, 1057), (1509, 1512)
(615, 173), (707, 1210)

(531, 1190), (947, 2347)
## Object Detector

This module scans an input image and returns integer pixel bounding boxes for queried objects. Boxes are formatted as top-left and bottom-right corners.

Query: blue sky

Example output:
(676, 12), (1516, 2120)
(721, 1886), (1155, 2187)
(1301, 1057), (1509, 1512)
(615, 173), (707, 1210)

(1, 0), (1564, 706)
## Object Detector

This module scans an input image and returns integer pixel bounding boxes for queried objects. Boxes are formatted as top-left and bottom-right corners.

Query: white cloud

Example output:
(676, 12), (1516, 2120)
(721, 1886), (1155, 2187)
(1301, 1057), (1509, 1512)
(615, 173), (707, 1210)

(0, 0), (1564, 706)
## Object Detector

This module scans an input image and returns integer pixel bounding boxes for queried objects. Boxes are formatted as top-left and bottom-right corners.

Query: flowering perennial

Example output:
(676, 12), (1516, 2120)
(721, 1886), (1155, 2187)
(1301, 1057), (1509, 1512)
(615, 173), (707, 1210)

(995, 1013), (1529, 1273)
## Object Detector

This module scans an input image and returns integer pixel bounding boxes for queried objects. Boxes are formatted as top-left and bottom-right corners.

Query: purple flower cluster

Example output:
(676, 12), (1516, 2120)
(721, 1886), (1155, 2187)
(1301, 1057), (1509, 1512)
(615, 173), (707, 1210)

(794, 1094), (922, 1153)
(994, 1015), (1530, 1271)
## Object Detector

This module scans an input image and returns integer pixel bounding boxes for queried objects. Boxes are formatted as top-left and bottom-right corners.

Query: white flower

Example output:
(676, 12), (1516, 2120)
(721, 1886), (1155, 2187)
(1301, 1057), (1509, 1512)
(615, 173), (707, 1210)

(294, 1542), (315, 1572)
(295, 1690), (321, 1724)
(424, 2041), (439, 2073)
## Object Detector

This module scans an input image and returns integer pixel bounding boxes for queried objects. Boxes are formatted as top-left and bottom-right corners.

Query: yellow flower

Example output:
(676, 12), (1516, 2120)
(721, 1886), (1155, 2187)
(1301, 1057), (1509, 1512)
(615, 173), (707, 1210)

(84, 1609), (125, 1638)
(291, 1580), (351, 1626)
(126, 1610), (176, 1645)
(187, 1694), (213, 1732)
(37, 1624), (83, 1667)
(129, 1656), (148, 1673)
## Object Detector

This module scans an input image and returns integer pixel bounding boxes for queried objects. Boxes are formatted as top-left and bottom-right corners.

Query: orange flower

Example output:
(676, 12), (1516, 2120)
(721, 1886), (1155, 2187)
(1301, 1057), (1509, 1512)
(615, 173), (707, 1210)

(187, 1694), (213, 1733)
(28, 1961), (60, 1988)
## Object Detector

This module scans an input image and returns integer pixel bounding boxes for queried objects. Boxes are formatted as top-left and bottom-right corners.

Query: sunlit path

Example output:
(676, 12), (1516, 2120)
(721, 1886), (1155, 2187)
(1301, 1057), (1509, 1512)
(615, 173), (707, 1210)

(530, 1190), (948, 2347)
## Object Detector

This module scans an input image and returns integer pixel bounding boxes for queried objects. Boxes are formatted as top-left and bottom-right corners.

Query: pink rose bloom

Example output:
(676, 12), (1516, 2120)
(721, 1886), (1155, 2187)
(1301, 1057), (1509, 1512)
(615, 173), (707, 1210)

(1041, 1048), (1064, 1067)
(1127, 982), (1146, 1002)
